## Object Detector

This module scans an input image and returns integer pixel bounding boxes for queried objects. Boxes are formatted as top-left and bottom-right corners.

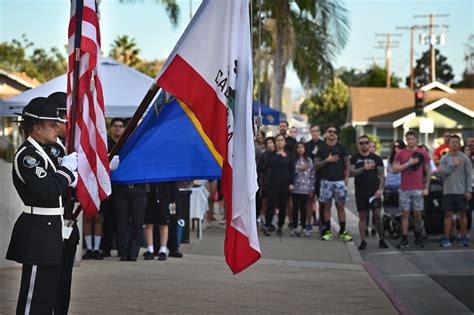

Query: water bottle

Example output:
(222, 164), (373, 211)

(177, 219), (185, 245)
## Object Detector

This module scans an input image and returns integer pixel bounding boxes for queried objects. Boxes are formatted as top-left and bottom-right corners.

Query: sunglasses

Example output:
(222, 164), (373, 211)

(326, 130), (337, 134)
(359, 141), (370, 145)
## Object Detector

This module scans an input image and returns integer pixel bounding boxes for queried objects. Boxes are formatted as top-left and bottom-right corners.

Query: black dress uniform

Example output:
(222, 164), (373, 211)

(6, 97), (76, 314)
(48, 91), (81, 314)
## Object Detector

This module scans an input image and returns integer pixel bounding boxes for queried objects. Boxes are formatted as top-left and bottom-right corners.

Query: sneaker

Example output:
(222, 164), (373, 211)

(379, 239), (389, 249)
(143, 251), (155, 260)
(440, 237), (452, 247)
(302, 229), (311, 237)
(396, 239), (409, 249)
(82, 249), (93, 260)
(339, 231), (353, 242)
(460, 236), (470, 247)
(305, 224), (313, 231)
(158, 252), (167, 261)
(261, 226), (271, 236)
(276, 227), (283, 236)
(295, 229), (302, 237)
(358, 240), (367, 250)
(169, 250), (183, 258)
(414, 237), (424, 248)
(290, 229), (296, 237)
(93, 250), (103, 260)
(321, 230), (333, 241)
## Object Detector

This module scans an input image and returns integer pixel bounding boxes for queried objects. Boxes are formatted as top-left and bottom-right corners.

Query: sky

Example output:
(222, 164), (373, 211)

(1, 0), (473, 97)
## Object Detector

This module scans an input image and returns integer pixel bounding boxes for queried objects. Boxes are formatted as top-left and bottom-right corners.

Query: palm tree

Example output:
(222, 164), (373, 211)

(109, 35), (141, 67)
(253, 0), (350, 111)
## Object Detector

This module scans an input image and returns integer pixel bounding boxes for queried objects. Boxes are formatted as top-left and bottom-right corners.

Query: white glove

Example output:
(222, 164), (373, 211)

(61, 152), (78, 171)
(70, 171), (78, 188)
(109, 155), (120, 171)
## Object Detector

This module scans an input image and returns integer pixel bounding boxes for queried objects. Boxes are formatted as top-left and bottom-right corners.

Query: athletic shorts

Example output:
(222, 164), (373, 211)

(355, 189), (377, 212)
(442, 194), (468, 212)
(319, 180), (347, 204)
(399, 189), (424, 212)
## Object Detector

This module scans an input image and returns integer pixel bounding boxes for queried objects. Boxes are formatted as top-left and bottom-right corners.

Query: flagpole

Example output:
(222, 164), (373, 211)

(65, 0), (84, 221)
(108, 82), (161, 159)
(70, 82), (161, 222)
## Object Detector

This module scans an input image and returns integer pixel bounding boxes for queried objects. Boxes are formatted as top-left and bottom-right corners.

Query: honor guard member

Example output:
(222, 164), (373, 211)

(6, 97), (78, 314)
(48, 91), (81, 314)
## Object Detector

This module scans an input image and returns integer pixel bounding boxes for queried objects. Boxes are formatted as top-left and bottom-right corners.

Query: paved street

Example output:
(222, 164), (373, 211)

(345, 179), (474, 314)
(0, 226), (396, 314)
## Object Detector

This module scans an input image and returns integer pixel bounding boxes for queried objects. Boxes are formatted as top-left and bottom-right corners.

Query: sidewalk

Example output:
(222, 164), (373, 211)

(0, 225), (397, 314)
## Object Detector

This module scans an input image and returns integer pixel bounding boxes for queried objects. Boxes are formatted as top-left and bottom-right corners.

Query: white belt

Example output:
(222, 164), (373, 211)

(23, 206), (64, 216)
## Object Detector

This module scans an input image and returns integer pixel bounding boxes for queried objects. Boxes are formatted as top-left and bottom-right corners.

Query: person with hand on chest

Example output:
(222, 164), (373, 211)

(6, 97), (78, 314)
(350, 135), (388, 250)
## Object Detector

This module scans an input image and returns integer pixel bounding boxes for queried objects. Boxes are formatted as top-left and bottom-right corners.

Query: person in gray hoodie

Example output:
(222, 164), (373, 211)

(438, 134), (472, 247)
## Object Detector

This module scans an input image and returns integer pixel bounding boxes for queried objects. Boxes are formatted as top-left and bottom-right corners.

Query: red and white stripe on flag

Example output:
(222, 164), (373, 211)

(156, 0), (261, 274)
(67, 0), (111, 216)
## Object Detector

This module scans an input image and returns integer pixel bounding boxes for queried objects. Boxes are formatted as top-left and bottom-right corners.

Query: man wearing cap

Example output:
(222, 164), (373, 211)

(6, 97), (78, 314)
(350, 135), (388, 250)
(47, 91), (81, 314)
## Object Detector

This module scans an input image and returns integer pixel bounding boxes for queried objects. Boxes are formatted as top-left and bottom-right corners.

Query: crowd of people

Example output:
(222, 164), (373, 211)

(254, 121), (473, 250)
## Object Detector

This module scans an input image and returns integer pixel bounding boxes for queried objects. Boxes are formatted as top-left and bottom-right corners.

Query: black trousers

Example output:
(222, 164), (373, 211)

(292, 193), (308, 228)
(266, 185), (290, 228)
(114, 185), (147, 259)
(17, 264), (60, 315)
(54, 223), (79, 315)
(101, 197), (116, 253)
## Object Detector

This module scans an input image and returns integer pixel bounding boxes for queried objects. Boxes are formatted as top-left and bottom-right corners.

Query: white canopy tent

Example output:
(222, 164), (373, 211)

(0, 57), (155, 118)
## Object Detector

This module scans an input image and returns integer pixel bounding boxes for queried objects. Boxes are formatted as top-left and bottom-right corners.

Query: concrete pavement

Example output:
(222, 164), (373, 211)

(0, 227), (397, 314)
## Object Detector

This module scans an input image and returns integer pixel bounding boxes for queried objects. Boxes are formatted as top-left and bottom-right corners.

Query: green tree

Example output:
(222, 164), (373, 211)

(302, 78), (349, 127)
(253, 0), (350, 111)
(109, 35), (142, 67)
(0, 35), (66, 82)
(407, 48), (454, 87)
(338, 65), (400, 87)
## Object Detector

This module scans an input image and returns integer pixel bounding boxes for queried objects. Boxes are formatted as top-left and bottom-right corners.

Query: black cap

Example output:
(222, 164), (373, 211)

(16, 97), (66, 123)
(48, 92), (67, 113)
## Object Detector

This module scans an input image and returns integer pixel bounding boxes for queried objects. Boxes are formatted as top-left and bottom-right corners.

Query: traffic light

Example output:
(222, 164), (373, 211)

(414, 89), (425, 116)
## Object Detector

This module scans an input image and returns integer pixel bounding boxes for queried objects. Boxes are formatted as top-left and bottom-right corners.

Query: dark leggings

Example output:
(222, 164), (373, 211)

(292, 193), (308, 228)
(266, 185), (290, 228)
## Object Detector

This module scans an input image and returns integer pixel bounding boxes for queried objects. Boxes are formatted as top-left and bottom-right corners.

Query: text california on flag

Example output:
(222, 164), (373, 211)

(156, 0), (261, 274)
(67, 0), (111, 216)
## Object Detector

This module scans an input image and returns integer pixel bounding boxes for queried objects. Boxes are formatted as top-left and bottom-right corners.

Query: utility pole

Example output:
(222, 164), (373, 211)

(396, 25), (423, 90)
(414, 13), (449, 83)
(375, 33), (402, 88)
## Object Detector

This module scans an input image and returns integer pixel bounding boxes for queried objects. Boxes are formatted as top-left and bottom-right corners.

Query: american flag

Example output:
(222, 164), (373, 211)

(67, 0), (111, 216)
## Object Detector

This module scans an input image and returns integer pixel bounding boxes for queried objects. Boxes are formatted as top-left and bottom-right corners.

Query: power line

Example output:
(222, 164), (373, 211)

(374, 33), (402, 88)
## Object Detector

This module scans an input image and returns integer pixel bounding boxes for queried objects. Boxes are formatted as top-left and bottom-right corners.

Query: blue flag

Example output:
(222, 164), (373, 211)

(111, 94), (221, 184)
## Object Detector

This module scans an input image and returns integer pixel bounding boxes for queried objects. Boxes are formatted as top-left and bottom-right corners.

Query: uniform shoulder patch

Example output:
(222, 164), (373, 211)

(23, 155), (40, 168)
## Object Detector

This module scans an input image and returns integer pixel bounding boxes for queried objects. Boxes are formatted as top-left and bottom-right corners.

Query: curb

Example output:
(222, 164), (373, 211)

(331, 212), (416, 315)
(363, 262), (417, 315)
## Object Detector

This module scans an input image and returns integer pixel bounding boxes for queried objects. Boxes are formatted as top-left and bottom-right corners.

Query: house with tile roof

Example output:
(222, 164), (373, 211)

(345, 81), (474, 157)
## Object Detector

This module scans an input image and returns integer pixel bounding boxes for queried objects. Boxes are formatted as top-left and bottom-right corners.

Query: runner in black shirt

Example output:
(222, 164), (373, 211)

(350, 135), (388, 250)
(314, 125), (351, 241)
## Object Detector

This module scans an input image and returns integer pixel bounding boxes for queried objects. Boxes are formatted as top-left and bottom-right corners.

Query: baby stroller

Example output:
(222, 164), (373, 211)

(382, 185), (402, 239)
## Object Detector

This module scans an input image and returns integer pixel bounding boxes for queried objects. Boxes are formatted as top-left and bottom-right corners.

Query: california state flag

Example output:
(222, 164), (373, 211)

(156, 0), (260, 274)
